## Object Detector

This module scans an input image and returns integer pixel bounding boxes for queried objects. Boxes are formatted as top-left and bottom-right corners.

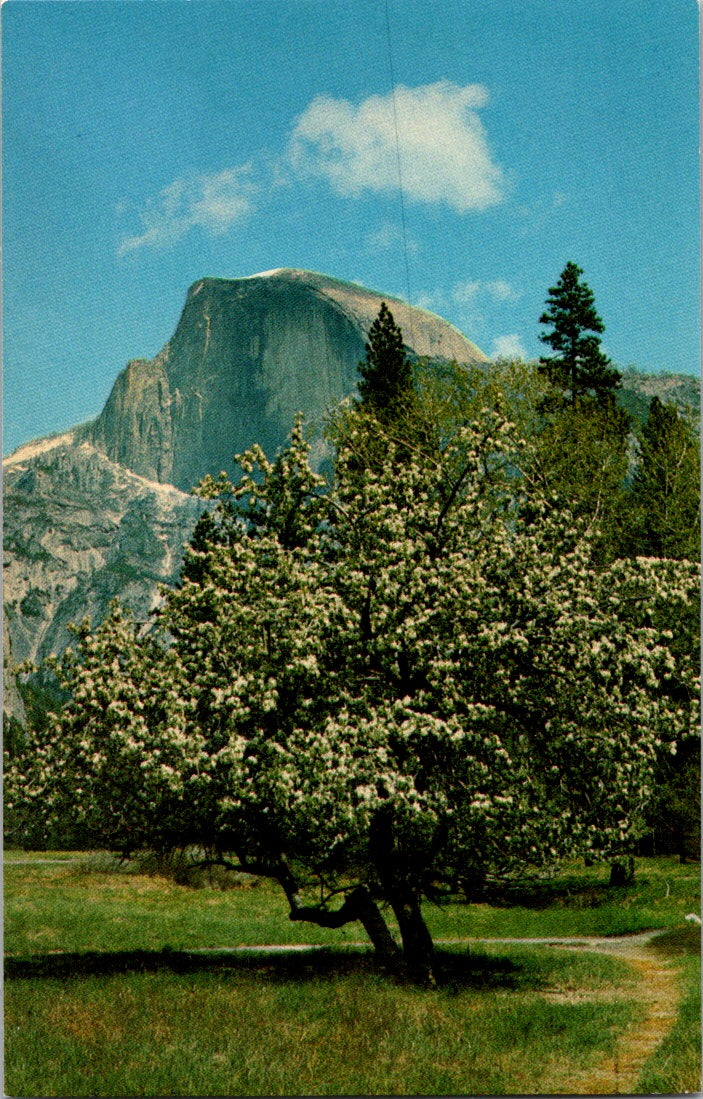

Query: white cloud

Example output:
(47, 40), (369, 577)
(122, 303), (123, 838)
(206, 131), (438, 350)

(452, 278), (521, 305)
(490, 334), (528, 360)
(118, 81), (506, 256)
(413, 279), (522, 335)
(289, 81), (505, 213)
(484, 279), (521, 302)
(365, 220), (419, 253)
(118, 167), (256, 254)
(516, 190), (569, 237)
(451, 280), (481, 305)
(440, 278), (523, 332)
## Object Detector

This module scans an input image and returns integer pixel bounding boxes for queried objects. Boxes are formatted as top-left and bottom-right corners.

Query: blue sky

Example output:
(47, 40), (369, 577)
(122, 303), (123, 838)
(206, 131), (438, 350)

(3, 0), (699, 454)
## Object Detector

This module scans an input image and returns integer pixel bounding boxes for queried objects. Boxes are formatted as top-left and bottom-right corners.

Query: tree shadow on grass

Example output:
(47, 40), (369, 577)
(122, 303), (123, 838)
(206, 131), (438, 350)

(437, 950), (534, 992)
(5, 946), (536, 991)
(482, 877), (617, 911)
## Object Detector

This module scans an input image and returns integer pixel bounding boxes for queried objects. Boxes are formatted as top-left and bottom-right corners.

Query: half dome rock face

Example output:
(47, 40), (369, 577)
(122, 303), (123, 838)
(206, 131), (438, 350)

(4, 268), (487, 724)
(86, 269), (488, 492)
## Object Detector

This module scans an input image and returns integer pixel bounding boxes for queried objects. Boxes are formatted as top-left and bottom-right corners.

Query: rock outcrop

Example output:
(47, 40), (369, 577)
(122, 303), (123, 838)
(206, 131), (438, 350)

(4, 433), (204, 723)
(4, 269), (488, 724)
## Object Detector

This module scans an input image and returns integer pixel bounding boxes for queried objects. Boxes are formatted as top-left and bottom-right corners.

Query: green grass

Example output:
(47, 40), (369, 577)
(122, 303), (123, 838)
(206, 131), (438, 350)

(5, 952), (639, 1097)
(4, 849), (84, 862)
(5, 854), (698, 957)
(424, 857), (702, 941)
(4, 858), (353, 956)
(4, 854), (700, 1096)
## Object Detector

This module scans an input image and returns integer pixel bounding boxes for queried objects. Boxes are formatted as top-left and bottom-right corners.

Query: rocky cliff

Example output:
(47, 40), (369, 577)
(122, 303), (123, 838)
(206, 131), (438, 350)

(4, 433), (204, 724)
(86, 268), (487, 492)
(4, 269), (488, 725)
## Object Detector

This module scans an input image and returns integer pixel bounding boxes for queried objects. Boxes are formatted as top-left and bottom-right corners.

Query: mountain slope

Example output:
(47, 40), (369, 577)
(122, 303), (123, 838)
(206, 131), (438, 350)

(618, 369), (700, 424)
(4, 434), (204, 724)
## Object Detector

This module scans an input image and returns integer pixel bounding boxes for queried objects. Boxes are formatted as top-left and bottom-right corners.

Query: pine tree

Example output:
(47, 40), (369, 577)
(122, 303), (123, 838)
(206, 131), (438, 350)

(629, 396), (700, 560)
(538, 262), (621, 408)
(357, 302), (414, 418)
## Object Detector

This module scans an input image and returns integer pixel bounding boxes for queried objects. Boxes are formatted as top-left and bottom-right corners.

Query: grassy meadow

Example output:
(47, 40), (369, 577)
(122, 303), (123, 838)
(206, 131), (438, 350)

(4, 853), (701, 1096)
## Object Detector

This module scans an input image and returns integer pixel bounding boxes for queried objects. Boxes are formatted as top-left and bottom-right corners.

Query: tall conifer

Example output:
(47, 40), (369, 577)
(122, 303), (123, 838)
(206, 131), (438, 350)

(538, 262), (621, 407)
(357, 301), (413, 418)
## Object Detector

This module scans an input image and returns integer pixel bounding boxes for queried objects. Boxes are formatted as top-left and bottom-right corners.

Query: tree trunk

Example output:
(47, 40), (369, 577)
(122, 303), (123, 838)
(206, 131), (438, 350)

(368, 808), (439, 986)
(389, 889), (438, 987)
(351, 886), (403, 967)
(282, 878), (402, 971)
(224, 859), (404, 973)
(609, 855), (635, 886)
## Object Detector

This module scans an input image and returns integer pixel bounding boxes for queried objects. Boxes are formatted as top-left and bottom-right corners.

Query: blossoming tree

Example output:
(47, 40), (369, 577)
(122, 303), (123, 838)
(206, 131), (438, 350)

(7, 412), (698, 985)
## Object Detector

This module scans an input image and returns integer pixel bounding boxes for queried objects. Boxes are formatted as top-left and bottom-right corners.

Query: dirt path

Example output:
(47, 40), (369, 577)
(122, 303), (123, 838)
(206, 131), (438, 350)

(530, 932), (679, 1095)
